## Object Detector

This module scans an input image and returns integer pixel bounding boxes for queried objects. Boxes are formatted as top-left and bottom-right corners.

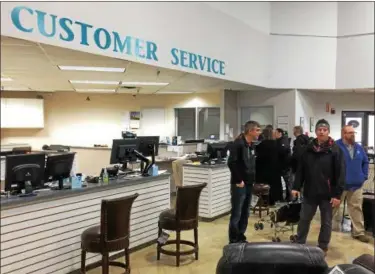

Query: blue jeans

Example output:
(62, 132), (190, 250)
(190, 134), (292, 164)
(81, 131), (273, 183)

(228, 183), (252, 243)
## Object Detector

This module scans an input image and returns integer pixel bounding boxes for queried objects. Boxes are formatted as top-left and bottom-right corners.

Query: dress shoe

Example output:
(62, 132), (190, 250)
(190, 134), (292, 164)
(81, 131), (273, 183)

(353, 235), (370, 243)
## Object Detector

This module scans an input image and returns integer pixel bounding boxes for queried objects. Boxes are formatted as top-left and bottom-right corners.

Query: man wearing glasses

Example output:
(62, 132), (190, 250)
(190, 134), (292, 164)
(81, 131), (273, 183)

(334, 125), (370, 243)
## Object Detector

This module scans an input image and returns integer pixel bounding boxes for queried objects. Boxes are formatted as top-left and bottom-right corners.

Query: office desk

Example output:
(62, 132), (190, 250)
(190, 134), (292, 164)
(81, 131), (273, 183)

(0, 174), (170, 274)
(183, 163), (231, 220)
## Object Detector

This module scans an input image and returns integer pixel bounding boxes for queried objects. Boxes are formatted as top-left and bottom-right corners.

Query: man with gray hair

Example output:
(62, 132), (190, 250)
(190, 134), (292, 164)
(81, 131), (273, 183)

(227, 120), (261, 243)
(333, 125), (370, 243)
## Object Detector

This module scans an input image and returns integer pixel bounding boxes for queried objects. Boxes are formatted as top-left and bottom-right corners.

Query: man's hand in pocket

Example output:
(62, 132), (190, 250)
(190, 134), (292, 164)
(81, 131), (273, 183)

(236, 181), (245, 188)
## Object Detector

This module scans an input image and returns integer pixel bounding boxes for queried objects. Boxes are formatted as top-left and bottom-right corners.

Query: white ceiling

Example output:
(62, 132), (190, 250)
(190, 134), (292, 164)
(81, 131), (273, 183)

(0, 36), (261, 95)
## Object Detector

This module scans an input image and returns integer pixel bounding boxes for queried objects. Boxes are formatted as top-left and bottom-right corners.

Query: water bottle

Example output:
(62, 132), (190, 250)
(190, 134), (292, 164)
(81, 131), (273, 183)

(103, 168), (109, 184)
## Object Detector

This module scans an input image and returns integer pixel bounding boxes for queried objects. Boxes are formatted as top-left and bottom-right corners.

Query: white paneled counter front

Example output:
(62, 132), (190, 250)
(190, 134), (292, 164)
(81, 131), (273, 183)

(0, 174), (170, 274)
(183, 164), (231, 220)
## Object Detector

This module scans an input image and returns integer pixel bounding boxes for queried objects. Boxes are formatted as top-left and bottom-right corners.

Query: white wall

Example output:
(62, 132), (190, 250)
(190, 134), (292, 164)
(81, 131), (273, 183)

(205, 2), (271, 33)
(337, 2), (374, 36)
(239, 89), (296, 135)
(1, 2), (373, 90)
(0, 2), (270, 88)
(336, 35), (374, 89)
(269, 2), (374, 90)
(270, 2), (338, 36)
(268, 36), (337, 89)
(295, 90), (375, 140)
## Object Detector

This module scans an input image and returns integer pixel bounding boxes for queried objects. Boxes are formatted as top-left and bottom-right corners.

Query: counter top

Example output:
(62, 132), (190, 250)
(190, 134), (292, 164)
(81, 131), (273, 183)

(183, 163), (228, 169)
(0, 173), (170, 210)
(69, 145), (111, 150)
(69, 143), (197, 150)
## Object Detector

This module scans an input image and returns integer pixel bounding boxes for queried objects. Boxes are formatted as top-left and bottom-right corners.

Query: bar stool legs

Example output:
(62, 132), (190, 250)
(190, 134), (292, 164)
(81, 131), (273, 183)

(157, 227), (200, 267)
(194, 228), (199, 260)
(157, 226), (162, 261)
(102, 253), (109, 274)
(81, 249), (86, 274)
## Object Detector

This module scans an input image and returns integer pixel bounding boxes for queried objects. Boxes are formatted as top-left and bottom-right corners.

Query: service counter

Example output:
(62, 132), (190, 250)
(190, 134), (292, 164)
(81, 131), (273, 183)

(182, 163), (231, 220)
(0, 174), (171, 274)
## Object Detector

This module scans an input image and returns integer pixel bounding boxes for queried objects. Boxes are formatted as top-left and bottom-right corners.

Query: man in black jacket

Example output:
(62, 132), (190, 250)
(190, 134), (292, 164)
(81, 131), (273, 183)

(291, 126), (310, 174)
(292, 119), (345, 255)
(275, 128), (292, 201)
(227, 120), (261, 244)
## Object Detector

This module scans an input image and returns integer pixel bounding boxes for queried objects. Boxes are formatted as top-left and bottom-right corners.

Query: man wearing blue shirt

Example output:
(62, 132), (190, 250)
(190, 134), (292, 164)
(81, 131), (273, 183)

(334, 125), (370, 243)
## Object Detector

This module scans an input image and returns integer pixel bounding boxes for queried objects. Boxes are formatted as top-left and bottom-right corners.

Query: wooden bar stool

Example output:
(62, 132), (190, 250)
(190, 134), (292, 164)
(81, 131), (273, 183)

(80, 193), (138, 274)
(157, 183), (207, 267)
(252, 183), (270, 218)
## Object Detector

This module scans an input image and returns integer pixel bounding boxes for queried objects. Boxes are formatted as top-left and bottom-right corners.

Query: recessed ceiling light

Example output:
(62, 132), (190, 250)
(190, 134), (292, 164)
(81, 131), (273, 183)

(121, 82), (169, 86)
(1, 77), (13, 82)
(157, 91), (193, 94)
(59, 66), (126, 72)
(69, 80), (120, 85)
(75, 88), (116, 93)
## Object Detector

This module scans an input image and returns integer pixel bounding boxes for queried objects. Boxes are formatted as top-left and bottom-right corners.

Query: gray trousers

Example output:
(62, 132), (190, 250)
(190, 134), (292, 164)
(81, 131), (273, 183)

(296, 198), (332, 250)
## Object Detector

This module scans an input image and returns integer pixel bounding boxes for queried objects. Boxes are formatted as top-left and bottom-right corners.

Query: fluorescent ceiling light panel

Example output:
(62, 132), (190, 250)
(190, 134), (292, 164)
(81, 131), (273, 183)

(59, 66), (126, 72)
(157, 91), (193, 94)
(75, 88), (116, 93)
(1, 77), (13, 82)
(69, 80), (120, 85)
(121, 82), (169, 86)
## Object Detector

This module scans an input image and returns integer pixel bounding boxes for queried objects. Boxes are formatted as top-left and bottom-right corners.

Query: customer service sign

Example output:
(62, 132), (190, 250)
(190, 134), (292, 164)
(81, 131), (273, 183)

(1, 3), (226, 78)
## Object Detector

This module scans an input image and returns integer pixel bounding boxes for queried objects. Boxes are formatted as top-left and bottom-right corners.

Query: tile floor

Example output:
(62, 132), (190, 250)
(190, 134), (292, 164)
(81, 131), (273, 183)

(88, 212), (374, 274)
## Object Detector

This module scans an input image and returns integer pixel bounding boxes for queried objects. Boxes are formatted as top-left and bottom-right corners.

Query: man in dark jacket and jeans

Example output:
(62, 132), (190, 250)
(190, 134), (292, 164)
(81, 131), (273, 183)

(227, 120), (261, 244)
(292, 119), (345, 255)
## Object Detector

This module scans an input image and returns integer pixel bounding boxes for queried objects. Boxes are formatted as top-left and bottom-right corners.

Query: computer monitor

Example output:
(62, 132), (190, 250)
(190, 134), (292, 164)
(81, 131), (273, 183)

(207, 142), (229, 161)
(110, 139), (151, 176)
(110, 139), (140, 165)
(45, 153), (75, 190)
(5, 153), (46, 195)
(138, 136), (160, 157)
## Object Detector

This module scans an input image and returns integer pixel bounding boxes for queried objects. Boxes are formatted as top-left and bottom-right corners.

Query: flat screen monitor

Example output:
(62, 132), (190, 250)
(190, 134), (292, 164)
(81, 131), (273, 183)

(208, 142), (229, 160)
(5, 153), (46, 193)
(110, 139), (140, 165)
(137, 136), (160, 157)
(45, 152), (75, 189)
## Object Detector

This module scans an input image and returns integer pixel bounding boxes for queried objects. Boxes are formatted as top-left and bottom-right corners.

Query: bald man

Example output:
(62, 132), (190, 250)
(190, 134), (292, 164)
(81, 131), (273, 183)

(334, 125), (370, 243)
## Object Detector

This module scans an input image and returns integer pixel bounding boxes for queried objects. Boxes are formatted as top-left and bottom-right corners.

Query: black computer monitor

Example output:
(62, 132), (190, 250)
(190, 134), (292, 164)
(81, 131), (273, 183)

(110, 139), (152, 176)
(138, 136), (160, 157)
(5, 153), (46, 195)
(208, 142), (229, 161)
(45, 153), (75, 190)
(110, 139), (140, 165)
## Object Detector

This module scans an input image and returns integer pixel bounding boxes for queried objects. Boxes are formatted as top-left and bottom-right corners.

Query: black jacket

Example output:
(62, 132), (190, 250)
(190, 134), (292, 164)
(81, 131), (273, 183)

(227, 135), (256, 184)
(277, 136), (291, 171)
(291, 134), (310, 173)
(293, 138), (345, 200)
(255, 140), (283, 202)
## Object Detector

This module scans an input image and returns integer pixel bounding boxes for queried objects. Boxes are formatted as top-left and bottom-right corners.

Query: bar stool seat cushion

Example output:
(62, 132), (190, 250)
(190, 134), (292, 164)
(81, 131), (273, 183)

(253, 184), (270, 195)
(81, 225), (101, 253)
(159, 209), (198, 231)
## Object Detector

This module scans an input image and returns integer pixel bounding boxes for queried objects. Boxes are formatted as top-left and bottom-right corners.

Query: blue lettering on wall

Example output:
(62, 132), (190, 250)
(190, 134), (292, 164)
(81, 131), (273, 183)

(170, 48), (225, 76)
(10, 6), (225, 76)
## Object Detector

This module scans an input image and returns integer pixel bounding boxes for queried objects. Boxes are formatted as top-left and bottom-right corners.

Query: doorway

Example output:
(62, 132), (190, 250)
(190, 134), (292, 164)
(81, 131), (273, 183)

(342, 111), (374, 146)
